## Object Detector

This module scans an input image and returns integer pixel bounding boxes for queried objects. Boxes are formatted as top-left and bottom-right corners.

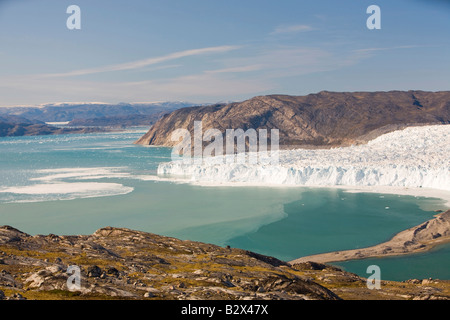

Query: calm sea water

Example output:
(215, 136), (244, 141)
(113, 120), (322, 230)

(334, 243), (450, 281)
(0, 130), (447, 281)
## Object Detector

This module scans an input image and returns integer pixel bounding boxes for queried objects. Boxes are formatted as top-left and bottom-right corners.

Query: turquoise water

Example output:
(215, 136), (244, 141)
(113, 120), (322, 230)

(0, 130), (447, 281)
(333, 243), (450, 281)
(226, 190), (443, 261)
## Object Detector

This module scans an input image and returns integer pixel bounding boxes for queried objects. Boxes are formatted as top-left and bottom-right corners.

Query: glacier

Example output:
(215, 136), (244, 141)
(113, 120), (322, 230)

(157, 125), (450, 191)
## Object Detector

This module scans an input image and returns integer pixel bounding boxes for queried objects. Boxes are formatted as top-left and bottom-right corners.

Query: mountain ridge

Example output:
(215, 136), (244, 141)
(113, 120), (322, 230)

(0, 102), (200, 136)
(0, 102), (198, 124)
(135, 90), (450, 148)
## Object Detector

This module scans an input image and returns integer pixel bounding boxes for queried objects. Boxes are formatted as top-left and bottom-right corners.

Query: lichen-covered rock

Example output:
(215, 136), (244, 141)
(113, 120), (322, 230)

(0, 225), (448, 300)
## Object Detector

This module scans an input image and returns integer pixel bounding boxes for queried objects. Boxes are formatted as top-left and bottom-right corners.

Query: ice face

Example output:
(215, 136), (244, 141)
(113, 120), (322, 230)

(158, 125), (450, 191)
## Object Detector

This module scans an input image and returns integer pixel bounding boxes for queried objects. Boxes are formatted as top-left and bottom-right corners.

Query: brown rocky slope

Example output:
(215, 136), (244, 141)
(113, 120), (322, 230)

(135, 90), (450, 148)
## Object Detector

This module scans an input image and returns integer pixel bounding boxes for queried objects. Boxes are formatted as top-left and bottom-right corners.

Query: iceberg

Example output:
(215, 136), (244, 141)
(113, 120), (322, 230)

(158, 125), (450, 191)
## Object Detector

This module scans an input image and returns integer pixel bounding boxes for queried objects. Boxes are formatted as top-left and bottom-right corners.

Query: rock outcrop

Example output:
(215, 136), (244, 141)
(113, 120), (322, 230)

(0, 226), (339, 300)
(1, 225), (448, 300)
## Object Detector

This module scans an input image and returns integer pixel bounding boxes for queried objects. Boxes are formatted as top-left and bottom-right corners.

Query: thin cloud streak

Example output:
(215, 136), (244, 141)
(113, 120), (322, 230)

(270, 24), (314, 35)
(40, 45), (241, 78)
(0, 43), (430, 106)
(0, 45), (374, 105)
(204, 65), (263, 74)
(353, 45), (422, 54)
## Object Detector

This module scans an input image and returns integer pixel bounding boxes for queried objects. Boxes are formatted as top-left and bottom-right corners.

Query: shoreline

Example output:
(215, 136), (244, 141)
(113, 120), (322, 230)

(289, 209), (450, 265)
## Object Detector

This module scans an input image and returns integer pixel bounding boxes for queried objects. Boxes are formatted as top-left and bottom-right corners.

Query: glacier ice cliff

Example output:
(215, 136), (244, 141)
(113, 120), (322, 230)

(157, 125), (450, 191)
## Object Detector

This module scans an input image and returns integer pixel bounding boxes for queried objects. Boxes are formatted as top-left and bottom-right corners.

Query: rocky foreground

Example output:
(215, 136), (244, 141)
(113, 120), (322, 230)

(0, 226), (449, 300)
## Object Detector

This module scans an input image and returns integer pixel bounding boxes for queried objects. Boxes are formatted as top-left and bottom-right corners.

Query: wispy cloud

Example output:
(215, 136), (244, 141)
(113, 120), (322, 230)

(270, 24), (314, 35)
(41, 45), (240, 78)
(219, 47), (337, 79)
(204, 65), (263, 74)
(0, 45), (365, 105)
(349, 45), (424, 63)
(0, 72), (271, 105)
(353, 45), (421, 54)
(2, 42), (428, 106)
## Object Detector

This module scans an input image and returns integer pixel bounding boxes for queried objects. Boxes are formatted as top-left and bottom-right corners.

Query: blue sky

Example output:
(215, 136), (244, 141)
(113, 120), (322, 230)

(0, 0), (449, 106)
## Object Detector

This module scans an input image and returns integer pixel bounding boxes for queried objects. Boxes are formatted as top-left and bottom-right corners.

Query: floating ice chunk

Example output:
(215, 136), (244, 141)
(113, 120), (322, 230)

(0, 182), (133, 196)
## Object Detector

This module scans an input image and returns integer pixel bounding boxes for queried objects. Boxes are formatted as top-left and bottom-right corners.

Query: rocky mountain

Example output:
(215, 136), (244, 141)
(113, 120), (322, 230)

(1, 226), (448, 300)
(135, 91), (450, 148)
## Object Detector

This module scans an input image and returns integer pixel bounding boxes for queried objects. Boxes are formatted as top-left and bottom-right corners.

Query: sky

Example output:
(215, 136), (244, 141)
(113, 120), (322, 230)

(0, 0), (449, 106)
